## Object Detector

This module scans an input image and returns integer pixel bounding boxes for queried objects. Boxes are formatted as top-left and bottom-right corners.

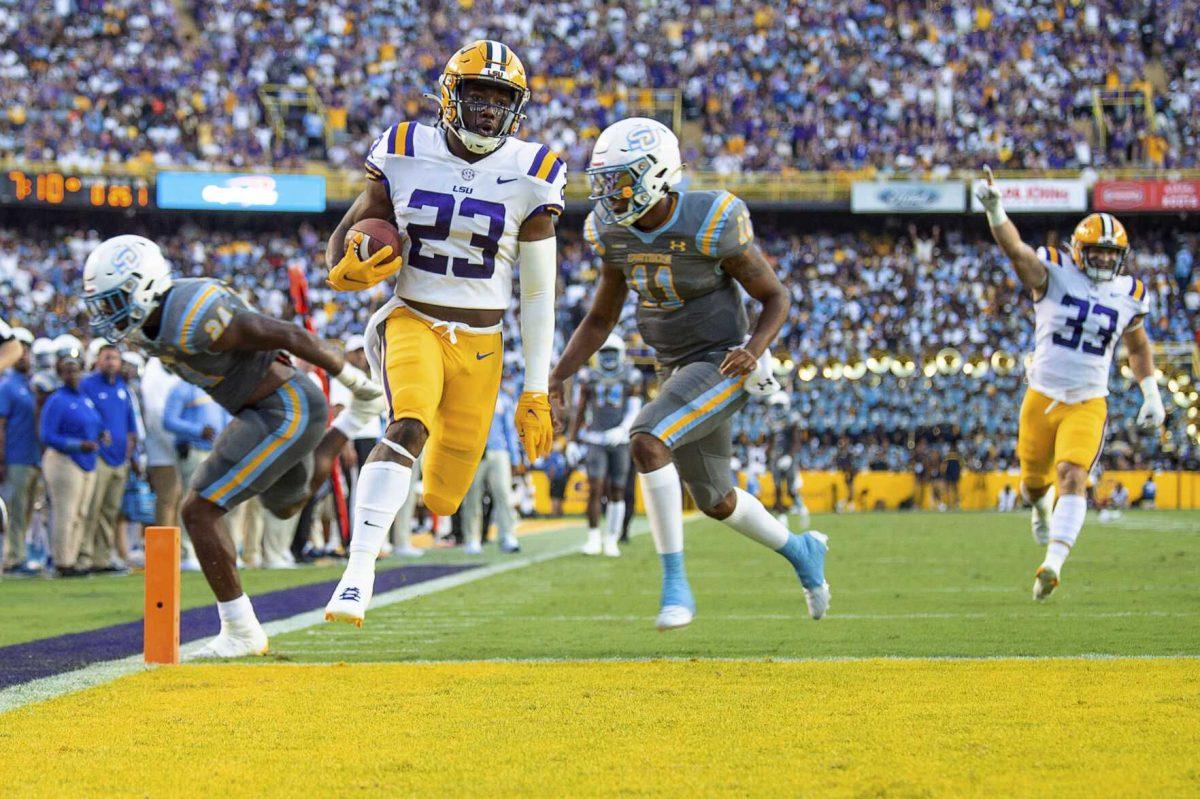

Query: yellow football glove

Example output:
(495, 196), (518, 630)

(327, 232), (403, 292)
(516, 391), (554, 461)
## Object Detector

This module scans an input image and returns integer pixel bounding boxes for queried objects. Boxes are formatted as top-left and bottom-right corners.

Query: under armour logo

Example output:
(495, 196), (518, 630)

(669, 240), (686, 252)
(338, 587), (362, 602)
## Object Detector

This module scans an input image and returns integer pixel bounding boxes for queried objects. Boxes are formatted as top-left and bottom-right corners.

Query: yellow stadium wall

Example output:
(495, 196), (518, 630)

(529, 470), (1200, 516)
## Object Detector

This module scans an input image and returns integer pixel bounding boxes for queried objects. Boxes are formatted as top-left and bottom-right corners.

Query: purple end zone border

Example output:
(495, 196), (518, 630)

(0, 563), (476, 691)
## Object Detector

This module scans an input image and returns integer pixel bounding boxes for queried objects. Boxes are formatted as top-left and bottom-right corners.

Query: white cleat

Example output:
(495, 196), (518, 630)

(1033, 565), (1059, 601)
(393, 545), (425, 558)
(655, 605), (694, 631)
(324, 574), (374, 627)
(581, 529), (602, 556)
(462, 542), (483, 556)
(1031, 485), (1054, 546)
(602, 534), (621, 558)
(805, 583), (831, 620)
(188, 619), (269, 660)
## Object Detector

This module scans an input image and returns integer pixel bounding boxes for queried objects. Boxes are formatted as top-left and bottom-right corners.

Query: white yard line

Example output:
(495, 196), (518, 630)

(0, 517), (651, 715)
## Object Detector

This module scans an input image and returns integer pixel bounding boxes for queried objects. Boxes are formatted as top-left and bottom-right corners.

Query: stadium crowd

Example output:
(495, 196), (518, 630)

(3, 0), (1200, 173)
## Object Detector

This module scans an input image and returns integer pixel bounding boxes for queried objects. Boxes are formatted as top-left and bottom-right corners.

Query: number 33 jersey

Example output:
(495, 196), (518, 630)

(1027, 246), (1150, 404)
(365, 121), (567, 310)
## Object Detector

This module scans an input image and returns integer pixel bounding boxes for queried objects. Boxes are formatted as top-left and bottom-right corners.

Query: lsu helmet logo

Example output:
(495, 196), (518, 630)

(624, 125), (661, 152)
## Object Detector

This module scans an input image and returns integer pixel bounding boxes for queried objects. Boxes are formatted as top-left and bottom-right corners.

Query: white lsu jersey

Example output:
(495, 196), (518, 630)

(1026, 245), (1150, 404)
(365, 121), (567, 310)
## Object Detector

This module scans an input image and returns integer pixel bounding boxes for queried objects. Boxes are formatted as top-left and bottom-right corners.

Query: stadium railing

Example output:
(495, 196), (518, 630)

(5, 159), (1200, 205)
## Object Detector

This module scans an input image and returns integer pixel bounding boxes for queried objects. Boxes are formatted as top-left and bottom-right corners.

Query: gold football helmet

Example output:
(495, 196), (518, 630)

(437, 40), (529, 155)
(1070, 212), (1130, 282)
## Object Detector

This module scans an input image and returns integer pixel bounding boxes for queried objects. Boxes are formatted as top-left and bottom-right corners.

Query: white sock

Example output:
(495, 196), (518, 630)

(638, 464), (684, 555)
(722, 488), (789, 549)
(605, 500), (625, 538)
(346, 461), (412, 579)
(1043, 494), (1086, 572)
(217, 593), (256, 625)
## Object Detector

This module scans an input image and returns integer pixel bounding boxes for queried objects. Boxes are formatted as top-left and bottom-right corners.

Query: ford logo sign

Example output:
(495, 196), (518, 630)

(879, 187), (940, 208)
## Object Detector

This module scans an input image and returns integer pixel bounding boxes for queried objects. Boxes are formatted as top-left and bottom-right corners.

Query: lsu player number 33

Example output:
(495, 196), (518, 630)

(976, 166), (1165, 601)
(551, 118), (829, 632)
(324, 40), (566, 625)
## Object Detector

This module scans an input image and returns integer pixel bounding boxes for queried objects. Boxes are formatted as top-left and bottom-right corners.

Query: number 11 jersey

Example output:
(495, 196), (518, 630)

(1027, 246), (1150, 404)
(365, 121), (567, 311)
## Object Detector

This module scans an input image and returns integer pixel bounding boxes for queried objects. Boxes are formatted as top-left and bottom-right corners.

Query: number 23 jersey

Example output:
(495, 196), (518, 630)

(1027, 246), (1150, 404)
(365, 121), (567, 310)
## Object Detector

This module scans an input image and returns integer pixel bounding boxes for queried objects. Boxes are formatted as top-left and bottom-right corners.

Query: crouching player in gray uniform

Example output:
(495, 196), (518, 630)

(567, 334), (642, 557)
(83, 235), (384, 657)
(550, 118), (830, 631)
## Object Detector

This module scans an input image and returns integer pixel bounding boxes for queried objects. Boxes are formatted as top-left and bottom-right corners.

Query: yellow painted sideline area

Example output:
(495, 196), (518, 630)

(2, 659), (1196, 797)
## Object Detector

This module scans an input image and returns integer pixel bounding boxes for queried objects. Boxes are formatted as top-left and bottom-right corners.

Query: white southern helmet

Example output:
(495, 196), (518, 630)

(596, 332), (627, 375)
(86, 337), (107, 369)
(52, 334), (83, 363)
(587, 117), (683, 226)
(83, 235), (173, 342)
(31, 337), (55, 370)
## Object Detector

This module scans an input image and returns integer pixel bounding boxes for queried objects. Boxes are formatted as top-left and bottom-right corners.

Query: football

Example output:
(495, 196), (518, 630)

(349, 218), (405, 261)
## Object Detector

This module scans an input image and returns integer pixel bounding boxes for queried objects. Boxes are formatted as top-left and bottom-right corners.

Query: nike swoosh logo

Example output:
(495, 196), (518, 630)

(363, 520), (382, 528)
(496, 177), (518, 184)
(476, 352), (494, 360)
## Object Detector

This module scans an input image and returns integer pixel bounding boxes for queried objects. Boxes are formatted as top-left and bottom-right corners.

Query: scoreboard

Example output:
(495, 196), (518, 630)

(2, 169), (153, 209)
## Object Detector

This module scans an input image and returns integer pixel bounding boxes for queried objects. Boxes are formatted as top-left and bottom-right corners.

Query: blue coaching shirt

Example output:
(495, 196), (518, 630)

(0, 369), (39, 466)
(39, 385), (103, 471)
(80, 372), (137, 468)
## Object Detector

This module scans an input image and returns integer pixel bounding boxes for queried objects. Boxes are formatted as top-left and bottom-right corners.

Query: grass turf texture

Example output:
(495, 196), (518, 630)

(273, 510), (1200, 661)
(1, 659), (1197, 797)
(0, 531), (566, 648)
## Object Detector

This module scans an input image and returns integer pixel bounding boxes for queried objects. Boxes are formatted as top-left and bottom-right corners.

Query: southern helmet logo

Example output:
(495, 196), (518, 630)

(624, 126), (660, 152)
(669, 240), (686, 252)
(112, 245), (139, 274)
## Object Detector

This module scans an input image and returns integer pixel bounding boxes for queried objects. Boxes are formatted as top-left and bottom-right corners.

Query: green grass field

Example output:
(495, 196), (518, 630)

(3, 509), (1198, 797)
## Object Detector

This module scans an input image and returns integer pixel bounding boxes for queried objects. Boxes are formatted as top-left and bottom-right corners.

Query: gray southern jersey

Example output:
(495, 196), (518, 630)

(579, 366), (643, 432)
(584, 190), (752, 367)
(134, 278), (278, 413)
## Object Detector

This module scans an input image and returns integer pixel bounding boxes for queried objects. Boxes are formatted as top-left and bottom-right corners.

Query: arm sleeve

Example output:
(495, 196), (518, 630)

(698, 193), (753, 260)
(162, 385), (204, 442)
(582, 212), (606, 258)
(523, 149), (567, 224)
(518, 237), (557, 394)
(364, 126), (394, 188)
(39, 396), (79, 453)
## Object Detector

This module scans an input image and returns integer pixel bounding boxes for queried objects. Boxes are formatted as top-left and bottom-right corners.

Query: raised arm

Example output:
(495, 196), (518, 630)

(975, 165), (1048, 297)
(718, 243), (791, 377)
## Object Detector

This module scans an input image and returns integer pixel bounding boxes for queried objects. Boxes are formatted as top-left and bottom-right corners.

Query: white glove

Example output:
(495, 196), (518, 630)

(335, 362), (384, 402)
(603, 427), (630, 446)
(565, 441), (584, 466)
(744, 352), (782, 396)
(975, 165), (1008, 227)
(1136, 376), (1166, 428)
